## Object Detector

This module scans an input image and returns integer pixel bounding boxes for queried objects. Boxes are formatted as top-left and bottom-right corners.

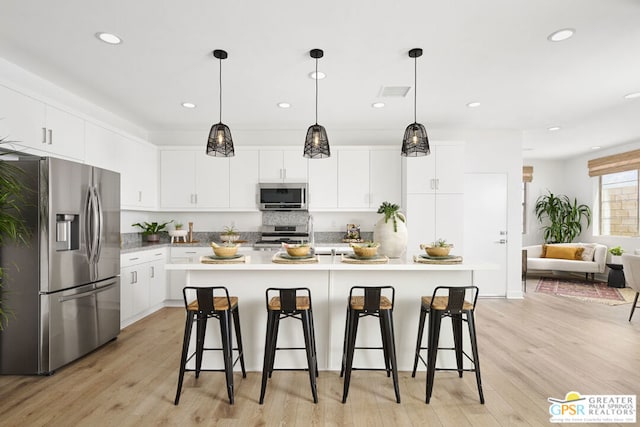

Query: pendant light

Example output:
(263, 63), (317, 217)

(303, 49), (330, 159)
(206, 49), (234, 157)
(401, 48), (430, 157)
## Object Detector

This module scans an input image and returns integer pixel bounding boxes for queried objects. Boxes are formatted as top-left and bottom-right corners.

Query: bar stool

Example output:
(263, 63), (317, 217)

(411, 286), (484, 404)
(259, 287), (318, 404)
(174, 286), (246, 405)
(341, 285), (400, 404)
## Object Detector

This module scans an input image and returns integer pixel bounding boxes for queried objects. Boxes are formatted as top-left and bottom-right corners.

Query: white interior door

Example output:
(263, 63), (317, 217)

(463, 173), (508, 296)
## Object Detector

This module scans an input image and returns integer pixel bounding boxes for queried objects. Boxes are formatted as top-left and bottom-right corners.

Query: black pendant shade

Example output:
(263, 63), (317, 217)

(304, 124), (330, 158)
(401, 48), (430, 157)
(303, 48), (330, 159)
(206, 49), (234, 157)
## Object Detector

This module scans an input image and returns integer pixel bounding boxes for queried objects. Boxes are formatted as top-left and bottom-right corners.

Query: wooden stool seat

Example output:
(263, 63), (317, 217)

(188, 296), (239, 312)
(350, 295), (393, 310)
(268, 296), (310, 311)
(421, 296), (474, 311)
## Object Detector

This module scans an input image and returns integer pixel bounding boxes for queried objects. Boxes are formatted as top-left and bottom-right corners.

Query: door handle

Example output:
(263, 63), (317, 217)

(48, 129), (53, 145)
(494, 239), (507, 244)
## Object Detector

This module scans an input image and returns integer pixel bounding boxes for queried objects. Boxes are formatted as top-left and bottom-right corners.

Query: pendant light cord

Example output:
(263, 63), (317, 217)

(219, 57), (223, 123)
(315, 56), (319, 125)
(413, 55), (417, 124)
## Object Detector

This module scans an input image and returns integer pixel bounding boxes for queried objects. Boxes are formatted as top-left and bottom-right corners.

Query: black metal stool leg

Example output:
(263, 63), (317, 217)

(174, 312), (194, 405)
(268, 314), (280, 378)
(426, 311), (442, 404)
(412, 305), (427, 377)
(219, 309), (234, 404)
(195, 315), (207, 378)
(451, 313), (464, 378)
(339, 305), (351, 378)
(231, 305), (247, 378)
(467, 311), (485, 404)
(630, 292), (639, 321)
(383, 310), (401, 403)
(341, 309), (359, 403)
(309, 308), (319, 377)
(301, 310), (318, 403)
(379, 314), (391, 377)
(259, 310), (275, 404)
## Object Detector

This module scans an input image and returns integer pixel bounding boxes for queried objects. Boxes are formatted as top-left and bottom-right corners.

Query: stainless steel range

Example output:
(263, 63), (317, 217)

(253, 224), (310, 249)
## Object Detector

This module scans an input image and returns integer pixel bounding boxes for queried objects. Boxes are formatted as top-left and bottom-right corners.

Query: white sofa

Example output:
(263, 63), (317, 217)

(523, 243), (608, 281)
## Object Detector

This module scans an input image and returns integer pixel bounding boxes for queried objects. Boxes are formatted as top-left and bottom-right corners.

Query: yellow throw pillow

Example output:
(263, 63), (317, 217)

(544, 245), (584, 260)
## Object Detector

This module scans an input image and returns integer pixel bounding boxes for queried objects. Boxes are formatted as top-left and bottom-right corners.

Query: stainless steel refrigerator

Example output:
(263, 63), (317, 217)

(0, 156), (120, 375)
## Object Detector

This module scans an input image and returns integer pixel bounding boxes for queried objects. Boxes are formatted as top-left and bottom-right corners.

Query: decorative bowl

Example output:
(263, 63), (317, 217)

(211, 242), (239, 257)
(420, 244), (452, 257)
(283, 243), (311, 257)
(350, 242), (380, 258)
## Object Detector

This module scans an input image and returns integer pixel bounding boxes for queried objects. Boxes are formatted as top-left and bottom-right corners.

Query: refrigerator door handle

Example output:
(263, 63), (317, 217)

(57, 280), (117, 303)
(83, 186), (95, 263)
(93, 185), (104, 263)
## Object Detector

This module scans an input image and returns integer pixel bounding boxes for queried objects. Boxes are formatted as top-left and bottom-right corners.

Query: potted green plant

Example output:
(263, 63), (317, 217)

(220, 225), (240, 242)
(373, 202), (407, 258)
(534, 191), (591, 243)
(131, 220), (173, 242)
(609, 246), (625, 264)
(0, 137), (31, 330)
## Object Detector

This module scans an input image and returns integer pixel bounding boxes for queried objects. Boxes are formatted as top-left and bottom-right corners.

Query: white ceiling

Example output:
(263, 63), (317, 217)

(1, 0), (640, 159)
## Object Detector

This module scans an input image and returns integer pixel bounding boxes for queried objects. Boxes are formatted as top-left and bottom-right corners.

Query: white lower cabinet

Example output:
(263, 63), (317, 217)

(120, 248), (167, 327)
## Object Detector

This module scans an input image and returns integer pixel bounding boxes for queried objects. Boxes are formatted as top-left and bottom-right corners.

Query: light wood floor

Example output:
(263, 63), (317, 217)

(1, 279), (639, 426)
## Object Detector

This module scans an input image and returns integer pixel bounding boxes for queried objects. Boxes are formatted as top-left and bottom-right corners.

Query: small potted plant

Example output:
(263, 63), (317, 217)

(131, 220), (173, 242)
(220, 225), (240, 242)
(421, 238), (454, 257)
(609, 246), (624, 264)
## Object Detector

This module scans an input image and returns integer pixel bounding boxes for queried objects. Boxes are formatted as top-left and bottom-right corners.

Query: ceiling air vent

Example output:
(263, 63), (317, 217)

(380, 86), (411, 97)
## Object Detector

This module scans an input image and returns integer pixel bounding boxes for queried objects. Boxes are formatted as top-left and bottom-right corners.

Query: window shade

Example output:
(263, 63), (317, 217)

(588, 149), (640, 177)
(523, 166), (533, 182)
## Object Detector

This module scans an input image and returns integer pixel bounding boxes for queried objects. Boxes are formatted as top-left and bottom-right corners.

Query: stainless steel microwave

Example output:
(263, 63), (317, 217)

(258, 183), (308, 211)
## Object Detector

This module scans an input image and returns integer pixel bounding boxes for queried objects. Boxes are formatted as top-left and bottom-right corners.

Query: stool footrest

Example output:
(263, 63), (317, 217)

(354, 346), (384, 350)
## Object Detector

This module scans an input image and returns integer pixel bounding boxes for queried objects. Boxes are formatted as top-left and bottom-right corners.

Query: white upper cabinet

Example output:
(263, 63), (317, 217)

(0, 84), (45, 149)
(84, 121), (123, 173)
(369, 149), (401, 208)
(160, 149), (231, 209)
(121, 138), (158, 209)
(229, 149), (259, 209)
(0, 84), (84, 161)
(338, 149), (370, 209)
(308, 154), (338, 209)
(195, 153), (230, 208)
(405, 143), (464, 194)
(259, 149), (308, 182)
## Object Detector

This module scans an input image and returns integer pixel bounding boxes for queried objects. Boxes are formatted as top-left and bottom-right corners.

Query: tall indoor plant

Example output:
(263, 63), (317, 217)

(373, 202), (408, 258)
(0, 139), (31, 330)
(534, 191), (591, 243)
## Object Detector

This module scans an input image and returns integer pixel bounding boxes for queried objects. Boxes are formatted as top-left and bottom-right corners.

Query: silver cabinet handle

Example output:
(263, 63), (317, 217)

(150, 266), (155, 278)
(130, 271), (135, 284)
(283, 168), (287, 180)
(48, 129), (53, 145)
(138, 191), (142, 202)
(194, 194), (198, 204)
(42, 127), (47, 144)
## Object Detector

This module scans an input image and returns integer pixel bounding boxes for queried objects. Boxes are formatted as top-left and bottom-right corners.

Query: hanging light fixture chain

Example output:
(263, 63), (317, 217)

(315, 56), (318, 125)
(414, 54), (417, 124)
(219, 55), (222, 123)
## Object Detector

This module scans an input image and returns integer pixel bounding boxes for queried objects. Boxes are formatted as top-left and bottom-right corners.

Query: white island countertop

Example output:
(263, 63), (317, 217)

(165, 248), (497, 271)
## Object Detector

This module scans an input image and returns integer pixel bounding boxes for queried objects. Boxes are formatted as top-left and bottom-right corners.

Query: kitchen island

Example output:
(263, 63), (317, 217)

(165, 249), (496, 372)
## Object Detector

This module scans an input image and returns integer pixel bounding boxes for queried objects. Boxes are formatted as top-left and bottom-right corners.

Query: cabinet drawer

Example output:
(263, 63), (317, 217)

(121, 248), (167, 267)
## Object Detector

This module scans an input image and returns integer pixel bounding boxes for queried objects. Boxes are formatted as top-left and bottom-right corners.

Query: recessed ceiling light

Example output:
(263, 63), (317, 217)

(466, 101), (481, 108)
(95, 32), (122, 45)
(591, 146), (601, 150)
(624, 92), (640, 99)
(372, 102), (385, 108)
(548, 126), (561, 131)
(181, 102), (196, 109)
(309, 71), (326, 80)
(277, 102), (291, 108)
(547, 28), (575, 42)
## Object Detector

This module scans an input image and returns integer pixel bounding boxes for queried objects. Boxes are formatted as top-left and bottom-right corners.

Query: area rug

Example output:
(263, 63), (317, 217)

(535, 277), (637, 306)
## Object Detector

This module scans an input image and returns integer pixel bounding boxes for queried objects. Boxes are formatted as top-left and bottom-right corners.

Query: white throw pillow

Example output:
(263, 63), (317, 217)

(578, 243), (596, 261)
